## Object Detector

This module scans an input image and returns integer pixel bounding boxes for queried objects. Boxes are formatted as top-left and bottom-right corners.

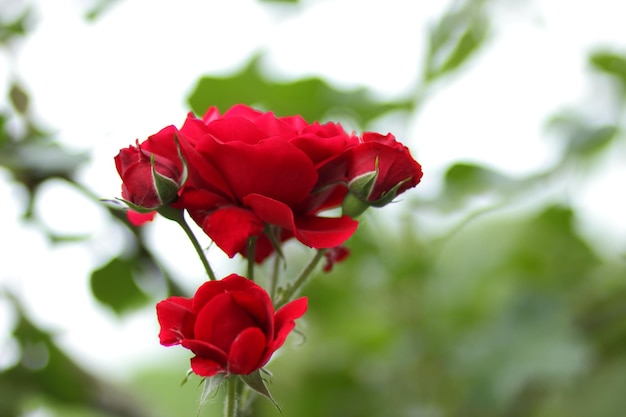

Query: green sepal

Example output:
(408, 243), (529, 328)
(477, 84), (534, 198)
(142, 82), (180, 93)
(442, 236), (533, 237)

(200, 374), (226, 405)
(239, 370), (282, 414)
(180, 368), (194, 386)
(150, 154), (179, 205)
(367, 176), (411, 208)
(111, 197), (156, 213)
(347, 169), (378, 200)
(341, 192), (370, 218)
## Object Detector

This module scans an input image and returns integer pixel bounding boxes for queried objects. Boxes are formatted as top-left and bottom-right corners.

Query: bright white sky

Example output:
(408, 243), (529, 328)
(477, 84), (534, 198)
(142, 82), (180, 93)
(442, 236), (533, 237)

(1, 0), (625, 379)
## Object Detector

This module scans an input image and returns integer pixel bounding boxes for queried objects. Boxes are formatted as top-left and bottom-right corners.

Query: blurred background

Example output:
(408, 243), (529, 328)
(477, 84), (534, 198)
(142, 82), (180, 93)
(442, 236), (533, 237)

(1, 0), (625, 416)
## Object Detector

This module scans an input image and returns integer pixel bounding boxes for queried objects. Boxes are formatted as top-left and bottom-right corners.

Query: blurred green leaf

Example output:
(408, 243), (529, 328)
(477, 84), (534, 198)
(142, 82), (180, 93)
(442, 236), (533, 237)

(0, 113), (8, 147)
(90, 257), (149, 315)
(85, 0), (122, 21)
(589, 50), (626, 88)
(0, 7), (31, 44)
(9, 82), (29, 114)
(548, 112), (618, 160)
(443, 162), (512, 201)
(187, 54), (413, 126)
(424, 1), (489, 83)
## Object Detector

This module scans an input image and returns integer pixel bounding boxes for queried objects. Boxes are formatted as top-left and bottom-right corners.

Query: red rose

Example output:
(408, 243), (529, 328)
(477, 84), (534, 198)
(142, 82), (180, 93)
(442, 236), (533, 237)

(115, 125), (187, 224)
(318, 132), (423, 217)
(177, 104), (360, 260)
(156, 274), (307, 377)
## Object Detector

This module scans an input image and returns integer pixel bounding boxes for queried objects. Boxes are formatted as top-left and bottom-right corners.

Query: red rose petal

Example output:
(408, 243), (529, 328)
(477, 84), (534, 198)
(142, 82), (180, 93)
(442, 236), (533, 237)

(198, 137), (318, 205)
(156, 297), (194, 346)
(227, 327), (267, 375)
(194, 292), (257, 353)
(126, 210), (156, 226)
(195, 206), (265, 258)
(245, 194), (359, 248)
(182, 339), (228, 363)
(189, 356), (225, 377)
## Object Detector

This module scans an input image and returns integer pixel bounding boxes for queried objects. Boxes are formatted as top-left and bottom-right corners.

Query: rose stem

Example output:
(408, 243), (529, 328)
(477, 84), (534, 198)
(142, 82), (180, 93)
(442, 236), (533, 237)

(246, 236), (258, 281)
(276, 248), (326, 308)
(270, 253), (281, 300)
(225, 376), (239, 417)
(159, 207), (217, 281)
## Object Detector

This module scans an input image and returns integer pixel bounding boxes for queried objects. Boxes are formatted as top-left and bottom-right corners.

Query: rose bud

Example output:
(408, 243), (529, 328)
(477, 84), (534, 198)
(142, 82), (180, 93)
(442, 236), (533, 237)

(342, 132), (422, 217)
(115, 125), (187, 224)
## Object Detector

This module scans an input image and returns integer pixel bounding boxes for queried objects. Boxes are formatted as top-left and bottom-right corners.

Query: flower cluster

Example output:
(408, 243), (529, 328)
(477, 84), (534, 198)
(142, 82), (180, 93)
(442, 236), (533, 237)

(115, 104), (423, 262)
(114, 104), (422, 413)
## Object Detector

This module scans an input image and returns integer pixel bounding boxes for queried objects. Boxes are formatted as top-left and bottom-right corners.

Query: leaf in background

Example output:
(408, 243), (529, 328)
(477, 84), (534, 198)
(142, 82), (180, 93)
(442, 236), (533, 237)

(187, 54), (413, 127)
(547, 112), (618, 161)
(589, 50), (626, 89)
(423, 0), (489, 83)
(85, 0), (122, 21)
(442, 162), (512, 203)
(0, 7), (32, 45)
(90, 257), (149, 315)
(0, 113), (8, 147)
(9, 82), (29, 114)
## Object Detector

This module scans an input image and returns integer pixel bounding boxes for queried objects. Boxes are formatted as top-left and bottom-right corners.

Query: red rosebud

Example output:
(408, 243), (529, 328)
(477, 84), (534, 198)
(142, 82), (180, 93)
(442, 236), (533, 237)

(156, 274), (307, 377)
(114, 125), (187, 224)
(348, 132), (423, 204)
(317, 132), (423, 217)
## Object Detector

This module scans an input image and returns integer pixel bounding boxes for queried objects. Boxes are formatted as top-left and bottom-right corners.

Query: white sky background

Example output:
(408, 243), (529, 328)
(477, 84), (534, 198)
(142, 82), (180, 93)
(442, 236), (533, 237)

(1, 0), (625, 380)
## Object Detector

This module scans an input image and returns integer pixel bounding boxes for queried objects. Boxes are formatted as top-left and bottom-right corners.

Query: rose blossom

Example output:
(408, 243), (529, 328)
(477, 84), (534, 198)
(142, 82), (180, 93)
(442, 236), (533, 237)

(156, 274), (307, 376)
(115, 104), (423, 259)
(175, 105), (422, 261)
(114, 125), (187, 225)
(176, 104), (361, 260)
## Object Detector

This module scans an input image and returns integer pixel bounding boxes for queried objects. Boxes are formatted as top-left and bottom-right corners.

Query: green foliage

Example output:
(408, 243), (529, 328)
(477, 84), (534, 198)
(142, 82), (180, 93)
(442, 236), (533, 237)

(589, 50), (626, 90)
(188, 54), (413, 125)
(90, 257), (150, 315)
(548, 112), (619, 161)
(0, 7), (31, 45)
(423, 0), (489, 83)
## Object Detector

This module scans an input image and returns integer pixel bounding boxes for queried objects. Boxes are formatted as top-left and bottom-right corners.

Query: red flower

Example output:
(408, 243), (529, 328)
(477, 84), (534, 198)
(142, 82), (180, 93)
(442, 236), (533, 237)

(115, 104), (422, 258)
(318, 132), (423, 217)
(177, 105), (360, 260)
(156, 274), (307, 377)
(114, 125), (187, 224)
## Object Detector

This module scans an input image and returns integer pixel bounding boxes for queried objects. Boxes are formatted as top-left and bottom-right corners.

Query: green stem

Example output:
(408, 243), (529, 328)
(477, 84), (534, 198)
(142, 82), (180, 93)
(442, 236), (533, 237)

(269, 253), (281, 300)
(158, 206), (217, 281)
(276, 249), (326, 308)
(246, 236), (258, 281)
(225, 377), (238, 417)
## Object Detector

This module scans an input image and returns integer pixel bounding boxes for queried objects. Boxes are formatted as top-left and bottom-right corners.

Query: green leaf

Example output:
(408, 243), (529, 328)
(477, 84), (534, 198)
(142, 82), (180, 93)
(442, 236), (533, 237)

(589, 50), (626, 88)
(0, 7), (32, 45)
(443, 162), (512, 201)
(187, 54), (412, 127)
(90, 257), (149, 315)
(240, 370), (281, 413)
(423, 1), (489, 83)
(9, 83), (29, 114)
(547, 112), (618, 160)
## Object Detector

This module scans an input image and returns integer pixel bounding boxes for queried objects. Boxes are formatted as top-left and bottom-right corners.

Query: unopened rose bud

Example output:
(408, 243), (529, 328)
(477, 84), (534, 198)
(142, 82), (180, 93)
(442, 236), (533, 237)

(115, 126), (187, 223)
